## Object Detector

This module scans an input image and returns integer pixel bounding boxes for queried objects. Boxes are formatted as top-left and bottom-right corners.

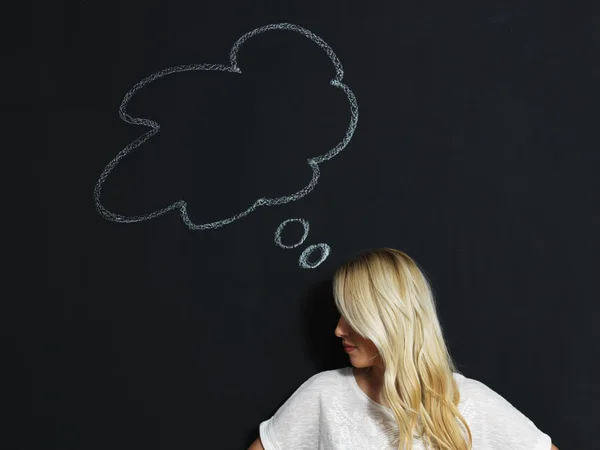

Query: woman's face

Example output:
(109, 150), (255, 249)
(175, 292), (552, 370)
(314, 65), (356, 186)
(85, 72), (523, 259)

(334, 315), (381, 369)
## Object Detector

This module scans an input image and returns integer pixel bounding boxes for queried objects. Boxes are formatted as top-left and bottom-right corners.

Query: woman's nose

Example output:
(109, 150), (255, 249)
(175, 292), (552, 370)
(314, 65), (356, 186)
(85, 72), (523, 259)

(334, 317), (346, 337)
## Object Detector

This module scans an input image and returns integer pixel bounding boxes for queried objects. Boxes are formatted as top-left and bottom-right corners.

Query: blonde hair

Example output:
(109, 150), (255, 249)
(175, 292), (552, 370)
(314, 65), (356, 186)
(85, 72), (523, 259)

(333, 248), (472, 450)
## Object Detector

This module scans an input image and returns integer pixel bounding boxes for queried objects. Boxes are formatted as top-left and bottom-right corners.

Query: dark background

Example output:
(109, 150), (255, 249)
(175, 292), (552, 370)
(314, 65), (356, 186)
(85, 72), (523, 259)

(17, 1), (599, 448)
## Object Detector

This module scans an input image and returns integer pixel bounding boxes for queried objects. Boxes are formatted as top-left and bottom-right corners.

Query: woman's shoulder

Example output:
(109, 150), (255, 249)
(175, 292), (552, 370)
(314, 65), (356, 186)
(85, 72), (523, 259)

(452, 372), (553, 448)
(298, 367), (350, 391)
(302, 366), (350, 389)
(277, 367), (350, 410)
(454, 372), (508, 405)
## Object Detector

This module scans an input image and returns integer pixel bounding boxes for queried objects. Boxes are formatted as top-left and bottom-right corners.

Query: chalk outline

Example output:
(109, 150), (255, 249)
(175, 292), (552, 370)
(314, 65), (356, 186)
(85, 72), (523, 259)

(274, 218), (310, 249)
(274, 218), (330, 269)
(93, 23), (359, 230)
(299, 243), (331, 269)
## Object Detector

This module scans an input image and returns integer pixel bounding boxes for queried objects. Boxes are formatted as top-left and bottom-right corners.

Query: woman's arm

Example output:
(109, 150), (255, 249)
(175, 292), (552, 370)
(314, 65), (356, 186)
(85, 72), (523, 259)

(247, 436), (265, 450)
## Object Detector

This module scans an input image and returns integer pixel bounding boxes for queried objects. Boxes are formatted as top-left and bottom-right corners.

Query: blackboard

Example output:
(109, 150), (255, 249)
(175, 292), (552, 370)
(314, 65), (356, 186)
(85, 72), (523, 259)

(23, 1), (599, 448)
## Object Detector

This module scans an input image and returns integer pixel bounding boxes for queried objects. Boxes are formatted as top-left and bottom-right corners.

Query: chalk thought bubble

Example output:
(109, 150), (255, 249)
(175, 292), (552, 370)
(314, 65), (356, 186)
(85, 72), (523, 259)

(94, 23), (359, 230)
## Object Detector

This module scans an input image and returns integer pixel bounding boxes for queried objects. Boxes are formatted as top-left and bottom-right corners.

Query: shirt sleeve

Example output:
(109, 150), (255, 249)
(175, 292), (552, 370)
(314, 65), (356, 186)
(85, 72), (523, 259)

(259, 373), (323, 450)
(464, 377), (552, 450)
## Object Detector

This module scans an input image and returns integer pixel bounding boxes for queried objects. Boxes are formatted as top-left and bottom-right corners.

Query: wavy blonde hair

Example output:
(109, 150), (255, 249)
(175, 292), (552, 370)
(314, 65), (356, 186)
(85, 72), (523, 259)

(333, 248), (472, 450)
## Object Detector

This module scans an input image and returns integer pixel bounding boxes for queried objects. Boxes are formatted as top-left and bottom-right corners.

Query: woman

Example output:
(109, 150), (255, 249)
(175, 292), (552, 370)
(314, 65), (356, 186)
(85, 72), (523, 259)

(248, 248), (558, 450)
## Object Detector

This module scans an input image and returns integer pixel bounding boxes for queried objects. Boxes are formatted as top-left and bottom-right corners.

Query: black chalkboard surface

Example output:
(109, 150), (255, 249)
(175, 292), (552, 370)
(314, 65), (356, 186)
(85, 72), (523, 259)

(26, 1), (598, 449)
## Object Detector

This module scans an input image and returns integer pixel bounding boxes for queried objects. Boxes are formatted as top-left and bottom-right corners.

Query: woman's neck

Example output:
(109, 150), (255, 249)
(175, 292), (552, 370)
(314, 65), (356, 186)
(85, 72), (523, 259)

(354, 366), (389, 407)
(363, 365), (384, 386)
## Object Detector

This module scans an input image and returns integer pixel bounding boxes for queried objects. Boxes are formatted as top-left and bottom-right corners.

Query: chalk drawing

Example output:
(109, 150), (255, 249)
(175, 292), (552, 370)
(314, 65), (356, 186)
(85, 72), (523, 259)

(274, 218), (310, 249)
(93, 23), (359, 231)
(299, 244), (331, 269)
(274, 218), (330, 268)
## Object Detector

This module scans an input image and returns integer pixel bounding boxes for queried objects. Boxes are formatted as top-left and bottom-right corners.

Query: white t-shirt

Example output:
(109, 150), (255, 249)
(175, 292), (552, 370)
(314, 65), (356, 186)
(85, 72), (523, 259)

(259, 366), (552, 450)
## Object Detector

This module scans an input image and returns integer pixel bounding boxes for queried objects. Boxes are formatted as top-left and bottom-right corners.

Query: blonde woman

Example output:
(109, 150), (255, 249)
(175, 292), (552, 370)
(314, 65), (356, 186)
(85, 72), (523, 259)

(248, 248), (558, 450)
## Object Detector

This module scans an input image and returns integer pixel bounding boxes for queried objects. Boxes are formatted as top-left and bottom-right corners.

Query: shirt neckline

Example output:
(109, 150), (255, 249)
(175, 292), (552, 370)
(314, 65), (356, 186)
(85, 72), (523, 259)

(345, 366), (465, 415)
(345, 366), (394, 415)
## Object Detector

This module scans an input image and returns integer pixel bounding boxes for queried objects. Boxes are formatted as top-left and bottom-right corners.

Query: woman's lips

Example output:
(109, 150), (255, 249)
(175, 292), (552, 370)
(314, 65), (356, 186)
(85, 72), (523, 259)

(343, 345), (356, 352)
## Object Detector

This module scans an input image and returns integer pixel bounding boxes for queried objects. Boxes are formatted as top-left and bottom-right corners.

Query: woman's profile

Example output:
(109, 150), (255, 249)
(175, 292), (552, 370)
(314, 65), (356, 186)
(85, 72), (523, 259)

(248, 248), (557, 450)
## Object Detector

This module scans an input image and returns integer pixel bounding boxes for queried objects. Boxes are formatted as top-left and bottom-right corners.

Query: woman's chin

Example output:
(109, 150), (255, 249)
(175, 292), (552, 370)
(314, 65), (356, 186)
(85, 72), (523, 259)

(349, 358), (366, 368)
